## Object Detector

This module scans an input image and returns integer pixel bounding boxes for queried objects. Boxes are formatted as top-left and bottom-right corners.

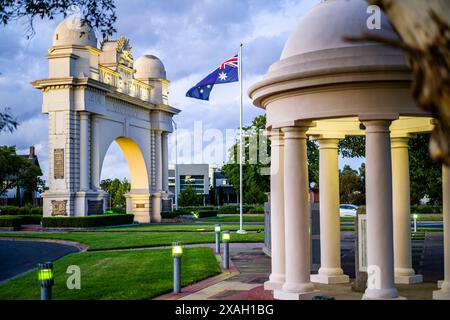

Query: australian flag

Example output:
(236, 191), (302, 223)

(186, 54), (239, 101)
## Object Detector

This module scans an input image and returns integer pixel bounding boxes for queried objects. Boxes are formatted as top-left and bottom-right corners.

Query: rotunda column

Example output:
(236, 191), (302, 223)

(362, 120), (403, 300)
(391, 136), (423, 284)
(433, 165), (450, 300)
(264, 129), (286, 290)
(79, 111), (91, 191)
(311, 137), (349, 284)
(274, 123), (318, 300)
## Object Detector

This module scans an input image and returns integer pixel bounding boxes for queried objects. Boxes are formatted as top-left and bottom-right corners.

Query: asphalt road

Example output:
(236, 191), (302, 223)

(0, 240), (79, 282)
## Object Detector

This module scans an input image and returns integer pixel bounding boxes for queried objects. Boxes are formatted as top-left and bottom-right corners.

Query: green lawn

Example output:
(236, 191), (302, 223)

(198, 216), (265, 223)
(0, 247), (220, 300)
(101, 224), (264, 232)
(415, 214), (443, 221)
(0, 231), (264, 251)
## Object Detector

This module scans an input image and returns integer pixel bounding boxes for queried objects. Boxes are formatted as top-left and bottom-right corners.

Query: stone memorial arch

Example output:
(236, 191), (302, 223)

(33, 17), (180, 223)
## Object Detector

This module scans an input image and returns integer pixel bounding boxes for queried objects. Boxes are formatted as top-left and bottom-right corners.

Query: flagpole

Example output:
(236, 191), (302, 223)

(237, 43), (246, 234)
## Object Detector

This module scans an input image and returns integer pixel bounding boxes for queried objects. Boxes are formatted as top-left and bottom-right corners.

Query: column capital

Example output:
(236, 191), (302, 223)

(79, 111), (90, 119)
(317, 138), (340, 150)
(281, 126), (309, 140)
(268, 129), (284, 146)
(153, 129), (163, 136)
(391, 137), (410, 149)
(362, 120), (392, 133)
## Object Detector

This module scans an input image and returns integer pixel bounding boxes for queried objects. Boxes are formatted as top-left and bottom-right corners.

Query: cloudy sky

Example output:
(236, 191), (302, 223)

(0, 0), (363, 183)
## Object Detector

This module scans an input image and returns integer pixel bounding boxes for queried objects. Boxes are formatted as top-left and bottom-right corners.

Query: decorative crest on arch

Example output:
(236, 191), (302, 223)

(117, 35), (133, 68)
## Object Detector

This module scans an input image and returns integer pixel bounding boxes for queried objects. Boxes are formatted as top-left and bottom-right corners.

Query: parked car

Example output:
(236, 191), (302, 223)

(339, 204), (359, 217)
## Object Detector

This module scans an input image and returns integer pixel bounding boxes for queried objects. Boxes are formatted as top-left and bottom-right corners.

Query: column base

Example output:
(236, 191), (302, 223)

(395, 274), (423, 284)
(274, 289), (319, 300)
(310, 273), (349, 284)
(264, 273), (285, 290)
(362, 288), (406, 300)
(264, 280), (284, 291)
(433, 289), (450, 300)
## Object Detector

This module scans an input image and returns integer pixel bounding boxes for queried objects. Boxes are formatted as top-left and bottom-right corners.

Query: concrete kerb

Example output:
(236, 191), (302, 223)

(0, 237), (88, 251)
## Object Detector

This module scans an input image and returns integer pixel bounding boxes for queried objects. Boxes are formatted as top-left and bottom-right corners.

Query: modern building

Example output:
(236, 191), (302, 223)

(169, 164), (210, 205)
(212, 169), (238, 205)
(249, 0), (448, 300)
(168, 164), (238, 206)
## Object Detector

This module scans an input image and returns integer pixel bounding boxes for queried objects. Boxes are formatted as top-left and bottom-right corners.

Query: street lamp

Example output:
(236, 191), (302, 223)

(413, 214), (418, 233)
(214, 224), (221, 254)
(222, 231), (230, 269)
(172, 242), (183, 293)
(38, 262), (54, 300)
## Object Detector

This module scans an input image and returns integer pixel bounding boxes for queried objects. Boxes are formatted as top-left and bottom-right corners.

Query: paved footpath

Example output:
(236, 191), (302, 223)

(156, 231), (444, 300)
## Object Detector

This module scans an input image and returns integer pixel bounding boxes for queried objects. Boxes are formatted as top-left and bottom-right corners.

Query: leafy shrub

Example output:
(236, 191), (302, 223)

(0, 216), (22, 228)
(0, 205), (43, 216)
(18, 215), (42, 224)
(161, 209), (217, 219)
(161, 211), (180, 219)
(42, 214), (134, 228)
(248, 204), (265, 214)
(411, 205), (442, 214)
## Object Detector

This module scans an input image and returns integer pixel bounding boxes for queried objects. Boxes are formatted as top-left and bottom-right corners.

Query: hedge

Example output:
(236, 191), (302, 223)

(42, 214), (134, 228)
(0, 206), (43, 216)
(411, 205), (442, 214)
(18, 215), (42, 224)
(161, 209), (217, 219)
(0, 216), (22, 228)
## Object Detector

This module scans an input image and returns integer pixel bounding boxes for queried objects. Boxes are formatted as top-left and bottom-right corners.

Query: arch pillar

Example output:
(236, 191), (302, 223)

(433, 165), (450, 300)
(362, 119), (404, 300)
(391, 136), (423, 284)
(264, 128), (286, 290)
(274, 122), (318, 300)
(162, 132), (169, 193)
(311, 137), (349, 284)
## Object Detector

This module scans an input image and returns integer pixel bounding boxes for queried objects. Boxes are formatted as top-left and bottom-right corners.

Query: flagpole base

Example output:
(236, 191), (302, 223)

(237, 229), (247, 234)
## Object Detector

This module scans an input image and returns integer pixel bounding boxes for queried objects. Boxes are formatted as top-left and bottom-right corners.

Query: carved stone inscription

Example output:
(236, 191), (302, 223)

(51, 200), (67, 216)
(88, 200), (104, 215)
(54, 148), (64, 179)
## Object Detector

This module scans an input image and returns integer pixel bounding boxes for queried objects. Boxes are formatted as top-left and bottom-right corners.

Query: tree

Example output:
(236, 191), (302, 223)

(0, 146), (43, 204)
(0, 0), (116, 38)
(0, 108), (18, 134)
(348, 0), (450, 165)
(222, 114), (320, 204)
(409, 134), (442, 204)
(100, 178), (130, 208)
(339, 165), (365, 205)
(339, 136), (365, 158)
(178, 185), (202, 207)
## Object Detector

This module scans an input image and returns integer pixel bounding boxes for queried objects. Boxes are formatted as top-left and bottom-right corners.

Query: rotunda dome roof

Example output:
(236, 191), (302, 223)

(53, 17), (97, 47)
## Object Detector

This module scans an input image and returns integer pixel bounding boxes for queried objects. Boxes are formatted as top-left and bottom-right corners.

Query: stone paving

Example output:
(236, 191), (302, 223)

(164, 231), (444, 300)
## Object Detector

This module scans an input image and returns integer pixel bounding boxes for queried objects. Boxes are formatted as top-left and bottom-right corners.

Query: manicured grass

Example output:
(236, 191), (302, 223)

(198, 215), (264, 223)
(415, 214), (443, 221)
(101, 224), (264, 232)
(0, 247), (220, 300)
(0, 231), (264, 251)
